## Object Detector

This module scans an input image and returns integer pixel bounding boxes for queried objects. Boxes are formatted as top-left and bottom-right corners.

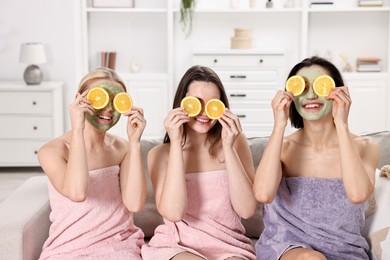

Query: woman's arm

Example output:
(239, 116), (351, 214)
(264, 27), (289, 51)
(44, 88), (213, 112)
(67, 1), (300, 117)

(38, 92), (93, 202)
(149, 108), (190, 222)
(149, 143), (188, 222)
(219, 109), (257, 219)
(120, 106), (147, 212)
(253, 90), (293, 204)
(338, 128), (380, 203)
(330, 87), (380, 203)
(225, 133), (258, 219)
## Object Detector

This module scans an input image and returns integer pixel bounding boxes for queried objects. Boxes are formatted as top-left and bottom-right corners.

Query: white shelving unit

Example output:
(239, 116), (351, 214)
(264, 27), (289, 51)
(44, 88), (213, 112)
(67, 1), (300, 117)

(193, 48), (287, 137)
(75, 0), (390, 137)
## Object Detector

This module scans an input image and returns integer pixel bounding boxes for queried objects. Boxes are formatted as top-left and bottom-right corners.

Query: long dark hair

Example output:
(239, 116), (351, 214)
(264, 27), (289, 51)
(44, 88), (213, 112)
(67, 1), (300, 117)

(287, 56), (345, 129)
(164, 65), (229, 157)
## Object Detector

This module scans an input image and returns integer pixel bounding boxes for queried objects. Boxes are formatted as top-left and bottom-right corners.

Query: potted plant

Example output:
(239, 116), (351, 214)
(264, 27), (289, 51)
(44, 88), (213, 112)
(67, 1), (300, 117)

(180, 0), (195, 37)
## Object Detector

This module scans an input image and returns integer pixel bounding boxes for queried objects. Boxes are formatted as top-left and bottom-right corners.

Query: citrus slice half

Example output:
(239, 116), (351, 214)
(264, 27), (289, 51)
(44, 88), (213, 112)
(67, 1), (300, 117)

(205, 99), (225, 120)
(285, 75), (305, 96)
(180, 96), (201, 117)
(113, 92), (133, 114)
(87, 87), (109, 109)
(313, 75), (335, 97)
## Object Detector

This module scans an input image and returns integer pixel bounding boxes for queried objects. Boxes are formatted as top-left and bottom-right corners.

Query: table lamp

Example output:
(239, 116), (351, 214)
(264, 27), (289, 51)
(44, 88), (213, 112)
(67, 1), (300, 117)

(19, 42), (47, 85)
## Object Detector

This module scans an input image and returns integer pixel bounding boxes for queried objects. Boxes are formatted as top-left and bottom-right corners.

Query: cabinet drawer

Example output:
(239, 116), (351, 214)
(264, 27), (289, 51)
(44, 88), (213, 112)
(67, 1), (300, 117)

(217, 70), (278, 82)
(0, 116), (53, 139)
(226, 87), (277, 103)
(193, 54), (284, 68)
(0, 91), (52, 114)
(230, 107), (274, 124)
(0, 140), (43, 166)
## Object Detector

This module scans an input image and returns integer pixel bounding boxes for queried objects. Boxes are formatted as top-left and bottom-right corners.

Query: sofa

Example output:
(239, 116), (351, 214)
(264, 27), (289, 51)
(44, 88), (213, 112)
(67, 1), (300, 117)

(0, 131), (389, 260)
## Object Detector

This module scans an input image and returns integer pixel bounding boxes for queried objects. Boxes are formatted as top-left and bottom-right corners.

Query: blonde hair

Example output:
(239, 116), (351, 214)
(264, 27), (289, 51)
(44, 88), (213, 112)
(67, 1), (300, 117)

(78, 67), (127, 94)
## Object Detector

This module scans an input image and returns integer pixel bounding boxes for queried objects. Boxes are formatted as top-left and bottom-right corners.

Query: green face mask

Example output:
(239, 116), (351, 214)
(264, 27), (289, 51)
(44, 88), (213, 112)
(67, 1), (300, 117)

(86, 81), (123, 132)
(294, 66), (333, 121)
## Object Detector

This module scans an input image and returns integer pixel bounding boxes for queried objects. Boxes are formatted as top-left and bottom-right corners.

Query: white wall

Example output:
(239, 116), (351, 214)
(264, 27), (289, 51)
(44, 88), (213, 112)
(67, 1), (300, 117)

(0, 0), (78, 132)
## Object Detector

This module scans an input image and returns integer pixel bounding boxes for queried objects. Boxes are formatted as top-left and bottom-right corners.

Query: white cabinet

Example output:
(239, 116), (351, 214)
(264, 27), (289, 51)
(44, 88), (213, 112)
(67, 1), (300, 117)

(130, 80), (168, 139)
(193, 49), (285, 137)
(0, 82), (64, 166)
(75, 0), (390, 135)
(344, 74), (388, 134)
(109, 77), (169, 139)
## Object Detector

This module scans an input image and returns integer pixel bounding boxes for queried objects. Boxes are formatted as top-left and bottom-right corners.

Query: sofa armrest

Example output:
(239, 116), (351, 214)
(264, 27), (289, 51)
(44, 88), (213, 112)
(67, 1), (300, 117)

(363, 170), (390, 260)
(0, 176), (51, 260)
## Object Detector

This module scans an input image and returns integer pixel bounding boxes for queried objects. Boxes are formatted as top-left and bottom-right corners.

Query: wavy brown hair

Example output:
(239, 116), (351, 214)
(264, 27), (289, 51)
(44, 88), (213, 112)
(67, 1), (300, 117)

(163, 65), (229, 157)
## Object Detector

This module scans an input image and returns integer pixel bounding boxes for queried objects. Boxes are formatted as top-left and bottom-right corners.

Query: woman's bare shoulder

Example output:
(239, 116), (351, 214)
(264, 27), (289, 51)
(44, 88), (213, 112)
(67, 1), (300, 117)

(149, 143), (170, 158)
(352, 133), (381, 152)
(147, 143), (169, 176)
(105, 133), (129, 151)
(283, 129), (302, 147)
(38, 133), (70, 163)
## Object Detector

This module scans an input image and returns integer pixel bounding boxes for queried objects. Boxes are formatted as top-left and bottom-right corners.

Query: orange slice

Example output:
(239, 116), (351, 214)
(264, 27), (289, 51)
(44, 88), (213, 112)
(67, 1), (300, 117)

(285, 75), (305, 96)
(205, 99), (225, 120)
(113, 92), (133, 114)
(313, 75), (335, 97)
(87, 87), (109, 109)
(180, 96), (201, 117)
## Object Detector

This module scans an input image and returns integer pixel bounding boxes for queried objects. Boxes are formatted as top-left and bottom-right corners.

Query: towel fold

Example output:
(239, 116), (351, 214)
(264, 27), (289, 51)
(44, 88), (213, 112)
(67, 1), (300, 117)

(40, 165), (144, 259)
(142, 170), (255, 260)
(256, 177), (369, 260)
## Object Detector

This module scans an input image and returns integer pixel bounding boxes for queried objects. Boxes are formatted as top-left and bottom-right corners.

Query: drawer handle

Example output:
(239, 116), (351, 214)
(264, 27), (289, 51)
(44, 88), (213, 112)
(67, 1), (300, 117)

(34, 150), (38, 155)
(33, 126), (38, 130)
(213, 59), (218, 63)
(230, 75), (247, 79)
(259, 59), (263, 63)
(230, 94), (246, 97)
(237, 115), (246, 118)
(32, 101), (37, 105)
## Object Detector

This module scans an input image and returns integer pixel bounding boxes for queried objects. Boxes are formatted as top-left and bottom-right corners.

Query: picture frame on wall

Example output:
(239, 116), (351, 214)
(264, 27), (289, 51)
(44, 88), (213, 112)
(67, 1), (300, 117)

(92, 0), (134, 8)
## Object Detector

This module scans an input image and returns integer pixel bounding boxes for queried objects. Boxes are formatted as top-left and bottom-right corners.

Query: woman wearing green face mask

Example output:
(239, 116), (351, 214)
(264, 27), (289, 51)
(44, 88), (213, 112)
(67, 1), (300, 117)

(253, 56), (380, 260)
(38, 67), (147, 259)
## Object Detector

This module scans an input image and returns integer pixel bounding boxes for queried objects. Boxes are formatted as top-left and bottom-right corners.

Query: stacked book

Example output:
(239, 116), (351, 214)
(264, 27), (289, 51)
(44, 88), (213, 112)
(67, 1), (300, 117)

(100, 51), (116, 70)
(356, 57), (382, 72)
(310, 0), (334, 7)
(358, 0), (383, 7)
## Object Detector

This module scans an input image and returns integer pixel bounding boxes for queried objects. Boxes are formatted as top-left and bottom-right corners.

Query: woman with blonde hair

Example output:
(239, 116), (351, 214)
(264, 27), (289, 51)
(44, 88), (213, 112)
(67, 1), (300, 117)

(38, 67), (147, 259)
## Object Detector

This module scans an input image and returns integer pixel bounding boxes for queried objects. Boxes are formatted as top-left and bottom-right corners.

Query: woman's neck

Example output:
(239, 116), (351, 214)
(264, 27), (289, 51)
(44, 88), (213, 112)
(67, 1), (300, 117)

(82, 122), (106, 149)
(185, 127), (210, 149)
(301, 116), (338, 148)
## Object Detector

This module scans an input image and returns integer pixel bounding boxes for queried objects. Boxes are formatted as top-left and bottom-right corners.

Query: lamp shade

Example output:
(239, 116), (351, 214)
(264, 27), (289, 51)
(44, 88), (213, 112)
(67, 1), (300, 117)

(19, 42), (47, 64)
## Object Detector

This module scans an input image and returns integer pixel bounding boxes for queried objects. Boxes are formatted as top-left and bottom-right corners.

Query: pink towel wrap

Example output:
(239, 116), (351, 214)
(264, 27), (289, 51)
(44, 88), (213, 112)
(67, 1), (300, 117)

(142, 170), (255, 260)
(40, 165), (144, 259)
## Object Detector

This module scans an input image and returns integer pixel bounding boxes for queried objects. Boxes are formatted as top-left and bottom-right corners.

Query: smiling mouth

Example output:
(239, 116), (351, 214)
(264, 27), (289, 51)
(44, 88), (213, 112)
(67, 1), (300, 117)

(303, 103), (323, 109)
(195, 118), (210, 123)
(97, 114), (113, 122)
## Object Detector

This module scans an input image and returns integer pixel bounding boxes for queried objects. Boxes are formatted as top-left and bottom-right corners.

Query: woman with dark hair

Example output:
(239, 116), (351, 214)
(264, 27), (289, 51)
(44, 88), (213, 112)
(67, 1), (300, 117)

(253, 56), (380, 259)
(142, 65), (257, 260)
